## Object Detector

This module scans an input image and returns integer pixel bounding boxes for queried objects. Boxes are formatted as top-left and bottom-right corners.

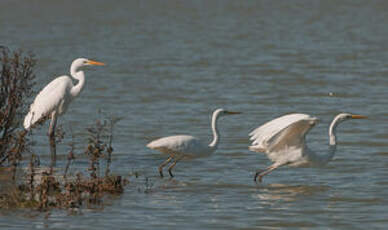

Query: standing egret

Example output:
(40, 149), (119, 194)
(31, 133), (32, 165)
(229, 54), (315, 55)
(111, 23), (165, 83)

(24, 58), (105, 167)
(249, 113), (366, 182)
(147, 108), (241, 178)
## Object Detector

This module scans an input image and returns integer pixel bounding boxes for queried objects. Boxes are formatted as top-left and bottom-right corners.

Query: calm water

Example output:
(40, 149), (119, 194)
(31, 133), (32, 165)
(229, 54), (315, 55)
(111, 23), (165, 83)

(1, 0), (388, 229)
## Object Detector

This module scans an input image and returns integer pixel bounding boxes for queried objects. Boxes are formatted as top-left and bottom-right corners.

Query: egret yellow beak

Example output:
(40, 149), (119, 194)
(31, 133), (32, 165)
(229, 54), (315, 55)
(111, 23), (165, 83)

(351, 115), (367, 119)
(87, 60), (105, 66)
(226, 111), (241, 115)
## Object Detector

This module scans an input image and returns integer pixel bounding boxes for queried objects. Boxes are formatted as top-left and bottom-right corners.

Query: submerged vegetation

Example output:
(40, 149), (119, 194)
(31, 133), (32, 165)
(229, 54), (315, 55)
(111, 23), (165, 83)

(0, 47), (127, 212)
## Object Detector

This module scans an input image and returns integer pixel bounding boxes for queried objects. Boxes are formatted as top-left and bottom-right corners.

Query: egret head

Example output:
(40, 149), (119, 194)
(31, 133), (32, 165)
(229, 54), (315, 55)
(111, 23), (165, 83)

(335, 113), (367, 123)
(213, 108), (241, 118)
(72, 58), (105, 68)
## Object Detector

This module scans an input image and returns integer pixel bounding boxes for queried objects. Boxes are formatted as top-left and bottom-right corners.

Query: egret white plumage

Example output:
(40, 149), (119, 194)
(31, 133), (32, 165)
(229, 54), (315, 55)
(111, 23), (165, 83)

(249, 113), (367, 182)
(147, 108), (241, 177)
(24, 58), (104, 167)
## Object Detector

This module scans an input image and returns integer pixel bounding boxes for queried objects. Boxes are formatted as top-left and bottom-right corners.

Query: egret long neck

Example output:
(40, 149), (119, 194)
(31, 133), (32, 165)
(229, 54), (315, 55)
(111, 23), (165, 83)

(323, 116), (341, 163)
(328, 116), (341, 146)
(70, 66), (85, 98)
(209, 112), (220, 149)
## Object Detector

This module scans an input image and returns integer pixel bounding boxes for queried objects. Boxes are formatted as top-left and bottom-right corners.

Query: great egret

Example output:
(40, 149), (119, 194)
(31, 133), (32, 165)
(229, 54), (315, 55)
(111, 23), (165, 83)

(24, 58), (105, 167)
(249, 113), (367, 182)
(147, 108), (241, 177)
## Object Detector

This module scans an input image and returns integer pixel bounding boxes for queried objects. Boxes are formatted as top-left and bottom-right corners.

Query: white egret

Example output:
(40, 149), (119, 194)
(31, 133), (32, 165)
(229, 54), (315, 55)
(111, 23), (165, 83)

(249, 113), (366, 182)
(24, 58), (105, 167)
(147, 108), (241, 177)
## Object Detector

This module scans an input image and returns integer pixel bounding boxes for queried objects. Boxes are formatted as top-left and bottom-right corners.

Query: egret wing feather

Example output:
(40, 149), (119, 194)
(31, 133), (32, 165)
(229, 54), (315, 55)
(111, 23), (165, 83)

(249, 113), (316, 154)
(24, 76), (73, 129)
(265, 119), (315, 153)
(147, 135), (210, 158)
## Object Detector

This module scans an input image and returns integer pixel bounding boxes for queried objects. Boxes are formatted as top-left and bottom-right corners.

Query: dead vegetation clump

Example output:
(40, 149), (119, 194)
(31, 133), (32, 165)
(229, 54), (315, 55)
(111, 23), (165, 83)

(0, 47), (36, 179)
(0, 116), (126, 212)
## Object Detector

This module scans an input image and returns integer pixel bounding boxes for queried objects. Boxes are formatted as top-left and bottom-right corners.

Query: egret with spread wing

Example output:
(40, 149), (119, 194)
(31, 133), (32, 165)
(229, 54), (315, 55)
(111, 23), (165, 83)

(24, 58), (105, 167)
(249, 113), (366, 182)
(147, 108), (240, 177)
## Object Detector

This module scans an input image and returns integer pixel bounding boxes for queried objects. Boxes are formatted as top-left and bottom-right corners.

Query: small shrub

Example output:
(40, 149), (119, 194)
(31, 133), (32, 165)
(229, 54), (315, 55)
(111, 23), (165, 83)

(0, 47), (36, 169)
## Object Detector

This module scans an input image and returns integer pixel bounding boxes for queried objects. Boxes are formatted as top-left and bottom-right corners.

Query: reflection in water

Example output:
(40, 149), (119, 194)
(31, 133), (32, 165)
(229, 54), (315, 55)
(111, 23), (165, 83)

(253, 183), (331, 203)
(0, 167), (13, 193)
(129, 176), (192, 194)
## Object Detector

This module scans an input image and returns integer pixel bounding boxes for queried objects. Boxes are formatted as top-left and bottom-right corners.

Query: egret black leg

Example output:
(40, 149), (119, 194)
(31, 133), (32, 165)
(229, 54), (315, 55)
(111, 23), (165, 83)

(158, 157), (172, 178)
(48, 112), (57, 170)
(254, 164), (280, 183)
(254, 170), (263, 182)
(168, 160), (178, 178)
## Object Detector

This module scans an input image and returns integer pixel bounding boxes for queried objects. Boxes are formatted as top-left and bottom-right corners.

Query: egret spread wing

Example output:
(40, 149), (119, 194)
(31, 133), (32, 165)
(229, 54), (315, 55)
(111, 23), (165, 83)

(249, 113), (318, 153)
(24, 76), (72, 129)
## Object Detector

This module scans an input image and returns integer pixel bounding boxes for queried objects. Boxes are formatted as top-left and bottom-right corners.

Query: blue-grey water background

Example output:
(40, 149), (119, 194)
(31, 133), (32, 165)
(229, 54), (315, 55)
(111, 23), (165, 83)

(1, 0), (388, 229)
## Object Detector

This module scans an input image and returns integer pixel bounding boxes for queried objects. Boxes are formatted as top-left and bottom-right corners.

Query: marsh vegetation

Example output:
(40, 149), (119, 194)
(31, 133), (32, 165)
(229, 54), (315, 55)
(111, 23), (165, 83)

(0, 48), (126, 213)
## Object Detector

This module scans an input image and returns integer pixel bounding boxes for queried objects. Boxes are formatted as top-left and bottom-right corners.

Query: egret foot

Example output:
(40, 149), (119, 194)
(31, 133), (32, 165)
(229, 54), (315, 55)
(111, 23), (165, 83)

(254, 171), (264, 183)
(254, 163), (282, 183)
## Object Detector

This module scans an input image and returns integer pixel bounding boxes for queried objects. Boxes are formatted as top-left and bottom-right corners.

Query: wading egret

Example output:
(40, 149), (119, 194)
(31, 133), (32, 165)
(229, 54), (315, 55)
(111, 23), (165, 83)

(147, 108), (241, 177)
(249, 113), (367, 182)
(24, 58), (105, 167)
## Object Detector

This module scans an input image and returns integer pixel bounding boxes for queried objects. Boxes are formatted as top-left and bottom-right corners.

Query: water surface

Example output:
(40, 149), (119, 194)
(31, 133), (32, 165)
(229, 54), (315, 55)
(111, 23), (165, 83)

(1, 0), (388, 229)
